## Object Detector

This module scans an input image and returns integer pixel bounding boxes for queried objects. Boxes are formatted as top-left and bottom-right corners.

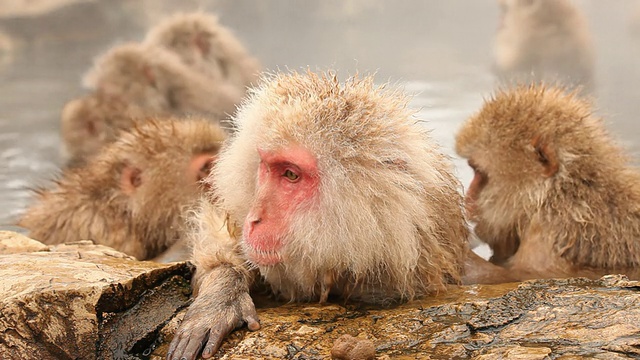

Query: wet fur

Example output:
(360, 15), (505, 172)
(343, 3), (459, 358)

(193, 71), (469, 303)
(456, 84), (640, 277)
(20, 118), (226, 261)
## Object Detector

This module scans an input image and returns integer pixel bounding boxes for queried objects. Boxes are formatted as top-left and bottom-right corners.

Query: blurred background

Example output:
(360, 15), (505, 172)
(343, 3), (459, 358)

(0, 0), (639, 226)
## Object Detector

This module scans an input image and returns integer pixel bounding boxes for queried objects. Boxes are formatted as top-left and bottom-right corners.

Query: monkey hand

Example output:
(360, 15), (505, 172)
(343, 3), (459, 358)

(167, 265), (260, 360)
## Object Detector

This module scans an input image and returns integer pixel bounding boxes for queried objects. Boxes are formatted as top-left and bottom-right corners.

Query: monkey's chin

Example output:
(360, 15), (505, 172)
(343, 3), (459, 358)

(245, 249), (283, 266)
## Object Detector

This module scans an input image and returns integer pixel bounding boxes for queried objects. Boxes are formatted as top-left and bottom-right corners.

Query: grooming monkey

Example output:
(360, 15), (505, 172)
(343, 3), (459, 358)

(20, 118), (226, 262)
(456, 84), (640, 280)
(167, 71), (512, 360)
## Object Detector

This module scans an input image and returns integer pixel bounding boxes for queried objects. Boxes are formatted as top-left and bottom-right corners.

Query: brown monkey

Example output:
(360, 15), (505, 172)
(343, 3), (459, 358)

(144, 12), (262, 94)
(167, 71), (512, 360)
(60, 91), (150, 167)
(456, 84), (640, 280)
(19, 118), (226, 262)
(83, 42), (243, 119)
(494, 0), (595, 92)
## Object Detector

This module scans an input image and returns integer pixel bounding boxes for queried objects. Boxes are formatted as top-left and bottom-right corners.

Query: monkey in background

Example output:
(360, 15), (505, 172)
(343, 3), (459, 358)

(167, 71), (513, 360)
(494, 0), (595, 93)
(60, 91), (151, 167)
(20, 118), (227, 262)
(83, 42), (243, 120)
(456, 84), (640, 280)
(144, 12), (262, 95)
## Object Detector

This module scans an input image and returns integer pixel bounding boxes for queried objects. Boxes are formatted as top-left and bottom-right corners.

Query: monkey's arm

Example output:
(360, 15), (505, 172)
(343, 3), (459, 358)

(462, 249), (518, 284)
(167, 201), (259, 360)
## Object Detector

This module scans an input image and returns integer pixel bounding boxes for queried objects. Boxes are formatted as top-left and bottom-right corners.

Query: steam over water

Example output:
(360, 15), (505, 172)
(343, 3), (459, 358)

(1, 0), (639, 230)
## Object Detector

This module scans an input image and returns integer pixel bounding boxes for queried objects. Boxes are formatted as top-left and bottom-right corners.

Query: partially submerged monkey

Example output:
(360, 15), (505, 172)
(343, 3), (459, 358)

(494, 0), (595, 92)
(83, 42), (243, 119)
(144, 12), (261, 94)
(60, 91), (149, 167)
(20, 118), (226, 262)
(456, 84), (640, 280)
(167, 71), (512, 360)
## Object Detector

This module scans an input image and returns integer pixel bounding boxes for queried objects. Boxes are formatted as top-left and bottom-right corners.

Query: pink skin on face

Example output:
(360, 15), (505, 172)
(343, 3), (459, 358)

(243, 145), (319, 266)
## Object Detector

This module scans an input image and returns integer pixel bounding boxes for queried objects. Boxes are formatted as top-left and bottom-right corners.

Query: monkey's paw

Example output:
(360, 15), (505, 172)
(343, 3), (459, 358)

(167, 273), (260, 359)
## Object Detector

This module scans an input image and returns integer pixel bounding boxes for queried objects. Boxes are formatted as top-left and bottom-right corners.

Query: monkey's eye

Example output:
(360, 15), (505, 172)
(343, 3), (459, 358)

(283, 169), (300, 182)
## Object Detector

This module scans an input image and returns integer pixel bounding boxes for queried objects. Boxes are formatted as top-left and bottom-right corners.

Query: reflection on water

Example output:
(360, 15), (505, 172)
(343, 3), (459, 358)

(0, 0), (639, 226)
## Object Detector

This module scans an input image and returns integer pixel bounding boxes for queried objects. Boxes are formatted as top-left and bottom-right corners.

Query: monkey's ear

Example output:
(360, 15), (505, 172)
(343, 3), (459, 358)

(142, 65), (156, 87)
(531, 136), (559, 177)
(83, 118), (98, 136)
(120, 165), (142, 195)
(194, 32), (211, 55)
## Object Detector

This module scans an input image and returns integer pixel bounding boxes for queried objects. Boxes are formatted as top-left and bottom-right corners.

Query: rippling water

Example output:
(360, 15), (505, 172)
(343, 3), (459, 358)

(1, 0), (639, 232)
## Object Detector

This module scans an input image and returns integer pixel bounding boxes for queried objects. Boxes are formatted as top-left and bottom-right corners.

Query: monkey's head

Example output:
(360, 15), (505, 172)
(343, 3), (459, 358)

(213, 71), (466, 301)
(60, 92), (144, 165)
(498, 0), (578, 28)
(455, 84), (619, 246)
(94, 118), (225, 256)
(145, 12), (233, 80)
(83, 43), (186, 112)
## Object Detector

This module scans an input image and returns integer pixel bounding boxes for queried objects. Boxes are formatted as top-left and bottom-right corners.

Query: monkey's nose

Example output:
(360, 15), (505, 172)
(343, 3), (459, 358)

(244, 216), (261, 236)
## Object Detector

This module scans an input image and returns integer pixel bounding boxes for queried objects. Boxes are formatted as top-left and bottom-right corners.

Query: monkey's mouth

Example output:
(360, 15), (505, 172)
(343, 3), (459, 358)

(244, 246), (283, 266)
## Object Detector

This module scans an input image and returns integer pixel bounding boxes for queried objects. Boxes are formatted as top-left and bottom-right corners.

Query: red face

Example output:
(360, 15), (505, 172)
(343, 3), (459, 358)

(242, 146), (320, 266)
(465, 160), (488, 221)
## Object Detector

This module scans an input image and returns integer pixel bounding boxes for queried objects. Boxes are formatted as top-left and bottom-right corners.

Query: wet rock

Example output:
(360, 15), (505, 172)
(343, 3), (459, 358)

(3, 231), (638, 359)
(155, 275), (640, 359)
(0, 232), (193, 360)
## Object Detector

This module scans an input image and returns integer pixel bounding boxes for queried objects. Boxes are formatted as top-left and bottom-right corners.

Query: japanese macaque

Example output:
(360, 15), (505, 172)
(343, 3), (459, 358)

(456, 84), (640, 280)
(144, 12), (261, 94)
(60, 91), (149, 167)
(167, 71), (512, 360)
(83, 42), (243, 119)
(19, 118), (226, 262)
(494, 0), (595, 92)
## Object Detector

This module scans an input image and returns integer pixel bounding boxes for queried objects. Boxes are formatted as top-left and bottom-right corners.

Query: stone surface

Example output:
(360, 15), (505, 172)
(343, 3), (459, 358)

(154, 275), (640, 360)
(0, 230), (49, 253)
(0, 232), (193, 360)
(2, 231), (639, 359)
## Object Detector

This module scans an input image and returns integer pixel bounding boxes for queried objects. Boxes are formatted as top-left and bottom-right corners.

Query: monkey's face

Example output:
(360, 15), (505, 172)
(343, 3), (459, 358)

(241, 145), (320, 266)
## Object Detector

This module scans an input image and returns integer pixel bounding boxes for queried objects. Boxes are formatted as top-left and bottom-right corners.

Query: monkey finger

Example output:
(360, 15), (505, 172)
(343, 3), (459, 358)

(166, 333), (181, 360)
(174, 334), (207, 360)
(245, 315), (261, 331)
(240, 293), (260, 331)
(201, 320), (237, 359)
(167, 329), (208, 360)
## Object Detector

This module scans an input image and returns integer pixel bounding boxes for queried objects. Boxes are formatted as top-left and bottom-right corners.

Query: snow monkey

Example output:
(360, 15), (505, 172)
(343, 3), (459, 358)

(19, 118), (227, 262)
(456, 84), (640, 280)
(83, 42), (243, 119)
(60, 91), (149, 167)
(494, 0), (595, 92)
(167, 71), (513, 360)
(144, 12), (262, 94)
